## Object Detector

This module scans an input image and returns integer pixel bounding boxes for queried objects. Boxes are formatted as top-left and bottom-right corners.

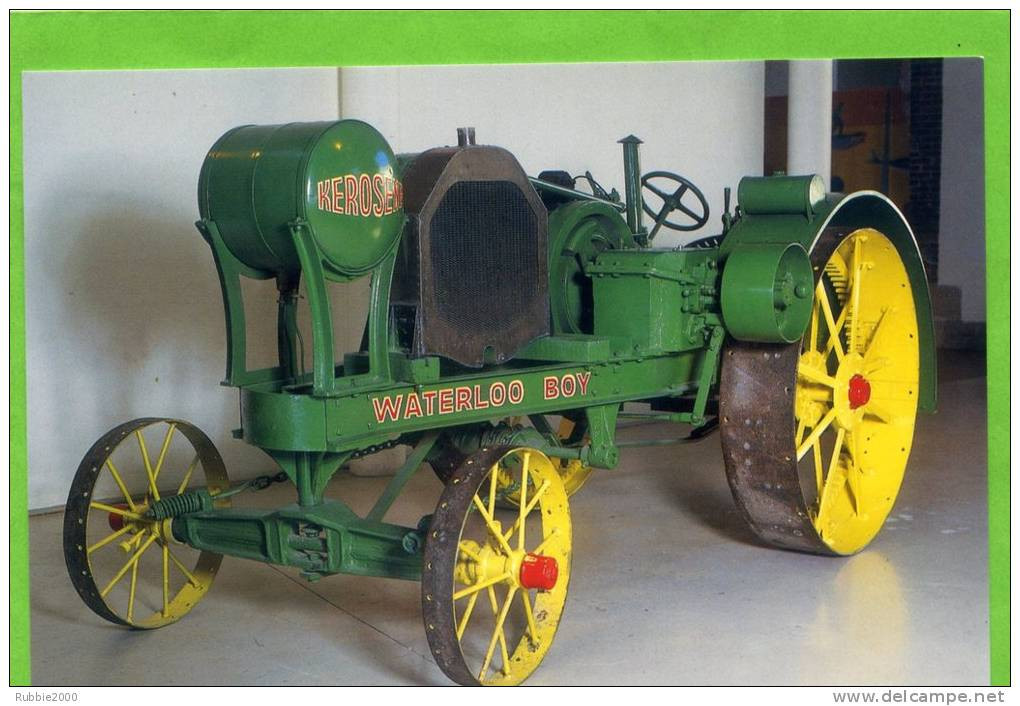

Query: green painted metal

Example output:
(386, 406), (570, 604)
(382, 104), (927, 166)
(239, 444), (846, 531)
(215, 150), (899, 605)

(547, 200), (637, 335)
(236, 351), (708, 456)
(173, 501), (424, 581)
(619, 135), (646, 241)
(199, 120), (404, 279)
(737, 174), (827, 216)
(720, 241), (814, 343)
(588, 249), (720, 356)
(365, 432), (438, 522)
(171, 124), (937, 592)
(719, 187), (937, 412)
(529, 177), (626, 212)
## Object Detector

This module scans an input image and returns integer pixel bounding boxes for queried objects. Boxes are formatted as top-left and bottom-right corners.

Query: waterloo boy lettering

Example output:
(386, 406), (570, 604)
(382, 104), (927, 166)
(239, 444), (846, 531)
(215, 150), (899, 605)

(370, 373), (590, 424)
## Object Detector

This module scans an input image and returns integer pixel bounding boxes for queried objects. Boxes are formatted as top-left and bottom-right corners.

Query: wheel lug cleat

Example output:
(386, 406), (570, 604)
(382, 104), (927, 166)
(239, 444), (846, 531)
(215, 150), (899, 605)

(519, 553), (558, 591)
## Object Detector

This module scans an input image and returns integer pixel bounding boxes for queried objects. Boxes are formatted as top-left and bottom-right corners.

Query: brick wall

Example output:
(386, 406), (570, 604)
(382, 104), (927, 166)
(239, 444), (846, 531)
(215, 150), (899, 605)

(908, 59), (943, 282)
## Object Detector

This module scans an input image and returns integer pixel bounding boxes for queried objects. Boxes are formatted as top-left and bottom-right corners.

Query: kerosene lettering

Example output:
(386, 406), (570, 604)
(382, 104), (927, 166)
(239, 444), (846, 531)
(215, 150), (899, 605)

(317, 173), (403, 216)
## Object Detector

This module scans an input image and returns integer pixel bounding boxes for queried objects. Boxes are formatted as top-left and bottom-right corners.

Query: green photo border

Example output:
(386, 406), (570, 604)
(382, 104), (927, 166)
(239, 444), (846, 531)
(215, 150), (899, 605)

(9, 9), (1009, 687)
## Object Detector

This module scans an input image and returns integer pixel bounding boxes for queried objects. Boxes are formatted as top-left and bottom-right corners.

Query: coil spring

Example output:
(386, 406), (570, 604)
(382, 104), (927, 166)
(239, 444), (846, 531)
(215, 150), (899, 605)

(146, 492), (206, 520)
(477, 424), (523, 448)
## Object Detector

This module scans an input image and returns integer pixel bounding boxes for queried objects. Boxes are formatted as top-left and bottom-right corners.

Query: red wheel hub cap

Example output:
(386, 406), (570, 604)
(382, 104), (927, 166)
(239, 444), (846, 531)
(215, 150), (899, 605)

(848, 374), (871, 409)
(108, 504), (128, 532)
(519, 553), (558, 591)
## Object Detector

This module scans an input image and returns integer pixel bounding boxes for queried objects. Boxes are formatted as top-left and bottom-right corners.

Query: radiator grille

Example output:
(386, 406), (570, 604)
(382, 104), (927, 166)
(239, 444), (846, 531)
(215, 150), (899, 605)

(430, 181), (539, 335)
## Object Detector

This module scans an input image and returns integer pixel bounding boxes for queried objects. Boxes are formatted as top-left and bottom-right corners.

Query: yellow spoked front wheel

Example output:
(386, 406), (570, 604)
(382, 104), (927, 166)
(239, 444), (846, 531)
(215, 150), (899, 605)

(422, 446), (572, 685)
(721, 228), (920, 555)
(63, 418), (230, 628)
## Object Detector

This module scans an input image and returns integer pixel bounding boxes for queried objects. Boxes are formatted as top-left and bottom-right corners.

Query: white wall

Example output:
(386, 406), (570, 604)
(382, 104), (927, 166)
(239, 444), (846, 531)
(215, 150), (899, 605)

(340, 61), (764, 249)
(23, 68), (342, 510)
(939, 58), (985, 322)
(25, 61), (766, 511)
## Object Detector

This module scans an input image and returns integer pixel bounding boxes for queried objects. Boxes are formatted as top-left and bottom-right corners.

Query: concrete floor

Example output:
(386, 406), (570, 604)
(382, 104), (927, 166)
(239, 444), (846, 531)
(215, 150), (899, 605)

(29, 351), (988, 685)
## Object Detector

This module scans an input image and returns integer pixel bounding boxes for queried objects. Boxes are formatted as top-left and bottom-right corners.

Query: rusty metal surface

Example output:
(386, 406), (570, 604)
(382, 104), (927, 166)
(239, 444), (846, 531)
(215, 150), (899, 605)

(421, 445), (512, 685)
(396, 145), (549, 367)
(719, 227), (849, 555)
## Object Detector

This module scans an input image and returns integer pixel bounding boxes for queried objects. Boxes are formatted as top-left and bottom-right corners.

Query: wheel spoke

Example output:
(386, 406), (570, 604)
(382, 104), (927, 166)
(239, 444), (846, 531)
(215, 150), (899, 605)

(864, 306), (895, 361)
(864, 402), (894, 424)
(471, 496), (515, 555)
(842, 431), (859, 516)
(452, 572), (512, 601)
(103, 459), (137, 512)
(487, 465), (499, 517)
(532, 527), (560, 556)
(815, 282), (845, 362)
(90, 501), (142, 520)
(456, 590), (480, 640)
(798, 364), (837, 388)
(502, 480), (550, 544)
(808, 299), (820, 353)
(176, 454), (200, 496)
(161, 542), (170, 617)
(847, 237), (865, 354)
(153, 423), (177, 484)
(517, 452), (530, 551)
(100, 532), (158, 599)
(796, 408), (837, 461)
(127, 558), (139, 622)
(135, 430), (161, 502)
(166, 546), (201, 587)
(812, 437), (824, 498)
(520, 590), (539, 644)
(479, 586), (517, 680)
(86, 525), (133, 555)
(795, 418), (808, 449)
(818, 426), (846, 512)
(458, 542), (482, 562)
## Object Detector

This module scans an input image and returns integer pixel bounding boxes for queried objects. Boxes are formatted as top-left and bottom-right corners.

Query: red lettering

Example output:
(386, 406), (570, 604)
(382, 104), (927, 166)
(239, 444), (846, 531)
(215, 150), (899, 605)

(439, 388), (455, 414)
(455, 386), (472, 412)
(473, 384), (489, 410)
(317, 179), (330, 211)
(393, 179), (403, 210)
(383, 177), (394, 215)
(508, 380), (525, 405)
(544, 376), (559, 400)
(372, 394), (403, 423)
(372, 174), (385, 217)
(576, 371), (591, 395)
(359, 174), (373, 216)
(489, 382), (506, 406)
(331, 176), (343, 214)
(404, 392), (423, 419)
(421, 390), (437, 416)
(344, 175), (359, 215)
(561, 374), (576, 397)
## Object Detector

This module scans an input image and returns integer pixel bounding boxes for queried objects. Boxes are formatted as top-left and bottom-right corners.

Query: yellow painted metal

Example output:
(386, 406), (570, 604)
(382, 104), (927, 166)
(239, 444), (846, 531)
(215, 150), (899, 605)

(452, 448), (571, 685)
(795, 229), (919, 554)
(500, 417), (592, 505)
(83, 421), (228, 628)
(552, 418), (593, 496)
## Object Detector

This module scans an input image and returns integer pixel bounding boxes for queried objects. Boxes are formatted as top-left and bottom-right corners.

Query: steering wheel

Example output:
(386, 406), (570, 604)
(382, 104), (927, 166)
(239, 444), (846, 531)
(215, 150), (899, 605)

(640, 171), (710, 237)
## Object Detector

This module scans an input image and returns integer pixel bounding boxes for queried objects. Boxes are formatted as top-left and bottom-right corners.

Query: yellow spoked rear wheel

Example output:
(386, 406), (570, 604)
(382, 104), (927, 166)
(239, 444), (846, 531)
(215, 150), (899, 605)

(422, 446), (572, 685)
(63, 418), (230, 628)
(498, 416), (592, 504)
(796, 228), (919, 553)
(720, 228), (920, 556)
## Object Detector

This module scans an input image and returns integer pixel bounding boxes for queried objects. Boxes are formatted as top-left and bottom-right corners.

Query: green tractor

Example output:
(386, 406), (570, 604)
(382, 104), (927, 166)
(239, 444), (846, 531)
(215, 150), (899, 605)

(64, 120), (935, 685)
